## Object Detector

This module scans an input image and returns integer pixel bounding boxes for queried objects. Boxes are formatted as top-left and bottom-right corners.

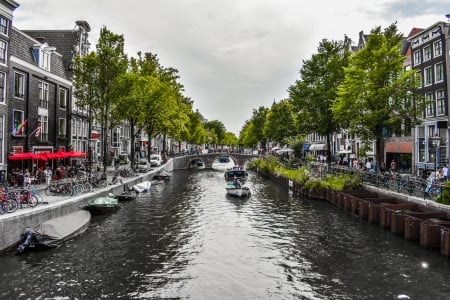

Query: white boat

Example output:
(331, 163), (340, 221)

(212, 155), (235, 171)
(224, 166), (248, 181)
(131, 181), (152, 193)
(225, 181), (251, 197)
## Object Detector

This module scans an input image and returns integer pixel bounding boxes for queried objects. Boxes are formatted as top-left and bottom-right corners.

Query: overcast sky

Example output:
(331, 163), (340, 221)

(12, 0), (449, 135)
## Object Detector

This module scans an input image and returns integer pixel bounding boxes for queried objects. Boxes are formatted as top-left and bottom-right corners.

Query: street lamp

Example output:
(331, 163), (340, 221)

(429, 135), (441, 179)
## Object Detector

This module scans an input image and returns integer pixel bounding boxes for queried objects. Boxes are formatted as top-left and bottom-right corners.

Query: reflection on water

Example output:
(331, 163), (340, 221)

(1, 169), (450, 299)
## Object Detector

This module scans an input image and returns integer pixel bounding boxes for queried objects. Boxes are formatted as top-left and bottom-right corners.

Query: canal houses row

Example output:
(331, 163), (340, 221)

(307, 20), (450, 177)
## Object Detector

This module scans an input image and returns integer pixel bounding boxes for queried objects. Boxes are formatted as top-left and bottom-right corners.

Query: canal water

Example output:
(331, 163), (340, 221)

(1, 169), (450, 299)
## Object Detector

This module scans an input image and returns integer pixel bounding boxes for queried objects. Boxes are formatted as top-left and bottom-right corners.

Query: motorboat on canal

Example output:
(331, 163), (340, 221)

(212, 155), (235, 171)
(16, 210), (91, 253)
(225, 180), (251, 198)
(131, 181), (152, 193)
(83, 196), (123, 215)
(189, 158), (205, 169)
(224, 165), (248, 181)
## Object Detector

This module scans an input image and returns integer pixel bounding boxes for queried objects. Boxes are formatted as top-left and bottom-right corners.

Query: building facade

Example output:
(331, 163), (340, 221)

(409, 21), (450, 175)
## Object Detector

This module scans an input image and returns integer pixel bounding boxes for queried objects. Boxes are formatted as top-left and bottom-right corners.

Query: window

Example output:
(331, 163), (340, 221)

(71, 119), (76, 137)
(436, 90), (445, 115)
(434, 40), (442, 57)
(39, 49), (50, 71)
(0, 40), (6, 64)
(424, 67), (432, 86)
(0, 72), (5, 103)
(38, 81), (49, 108)
(12, 110), (25, 136)
(14, 72), (25, 98)
(413, 50), (421, 66)
(0, 16), (8, 35)
(59, 88), (67, 109)
(38, 115), (48, 142)
(58, 118), (66, 136)
(425, 92), (434, 117)
(423, 45), (432, 61)
(435, 63), (444, 83)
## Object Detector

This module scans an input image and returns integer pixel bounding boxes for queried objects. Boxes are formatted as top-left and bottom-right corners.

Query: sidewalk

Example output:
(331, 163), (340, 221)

(1, 164), (135, 218)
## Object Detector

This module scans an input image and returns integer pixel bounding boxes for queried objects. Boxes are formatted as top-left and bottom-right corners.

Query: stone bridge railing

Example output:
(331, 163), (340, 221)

(171, 153), (260, 170)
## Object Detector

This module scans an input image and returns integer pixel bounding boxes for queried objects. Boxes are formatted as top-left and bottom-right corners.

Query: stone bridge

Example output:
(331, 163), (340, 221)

(172, 153), (260, 170)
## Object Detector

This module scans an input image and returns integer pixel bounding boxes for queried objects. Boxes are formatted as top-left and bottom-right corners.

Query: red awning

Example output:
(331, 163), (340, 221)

(8, 152), (41, 160)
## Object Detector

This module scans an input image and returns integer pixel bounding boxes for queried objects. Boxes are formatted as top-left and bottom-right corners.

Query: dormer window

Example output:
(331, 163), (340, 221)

(32, 43), (53, 71)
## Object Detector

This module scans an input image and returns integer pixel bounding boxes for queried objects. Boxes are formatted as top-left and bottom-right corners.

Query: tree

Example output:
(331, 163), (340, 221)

(331, 23), (424, 166)
(288, 38), (350, 163)
(239, 106), (268, 151)
(74, 26), (128, 174)
(263, 99), (296, 144)
(204, 120), (226, 145)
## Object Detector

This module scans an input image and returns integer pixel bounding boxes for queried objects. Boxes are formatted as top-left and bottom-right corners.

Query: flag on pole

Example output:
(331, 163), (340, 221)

(15, 119), (27, 135)
(35, 121), (41, 138)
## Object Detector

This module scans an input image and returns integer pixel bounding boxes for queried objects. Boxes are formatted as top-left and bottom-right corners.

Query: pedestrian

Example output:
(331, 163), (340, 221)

(23, 169), (31, 186)
(390, 159), (396, 172)
(44, 166), (52, 186)
(443, 165), (449, 180)
(365, 160), (371, 170)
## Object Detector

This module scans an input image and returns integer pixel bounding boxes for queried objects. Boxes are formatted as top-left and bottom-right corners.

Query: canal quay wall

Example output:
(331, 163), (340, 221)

(264, 171), (450, 258)
(0, 160), (175, 252)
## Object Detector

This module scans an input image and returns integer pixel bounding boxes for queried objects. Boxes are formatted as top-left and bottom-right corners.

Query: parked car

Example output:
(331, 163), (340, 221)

(150, 154), (162, 167)
(137, 159), (150, 172)
(115, 153), (129, 165)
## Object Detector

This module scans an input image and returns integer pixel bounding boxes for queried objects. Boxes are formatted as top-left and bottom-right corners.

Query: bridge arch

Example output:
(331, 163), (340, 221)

(172, 153), (260, 170)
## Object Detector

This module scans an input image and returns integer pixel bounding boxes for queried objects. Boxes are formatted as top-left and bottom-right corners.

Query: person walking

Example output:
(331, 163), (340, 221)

(390, 159), (396, 173)
(44, 167), (52, 186)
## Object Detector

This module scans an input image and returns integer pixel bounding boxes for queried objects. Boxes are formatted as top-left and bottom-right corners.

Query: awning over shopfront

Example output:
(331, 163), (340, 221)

(308, 143), (327, 151)
(303, 144), (311, 151)
(337, 150), (351, 155)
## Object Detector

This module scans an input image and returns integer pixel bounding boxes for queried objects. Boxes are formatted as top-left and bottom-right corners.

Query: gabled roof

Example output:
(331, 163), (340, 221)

(22, 29), (78, 77)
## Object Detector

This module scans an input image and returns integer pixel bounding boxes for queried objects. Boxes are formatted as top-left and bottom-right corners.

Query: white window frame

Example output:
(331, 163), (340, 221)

(58, 118), (66, 136)
(424, 66), (432, 86)
(413, 50), (421, 66)
(0, 39), (6, 65)
(38, 115), (48, 142)
(423, 45), (432, 61)
(38, 81), (49, 108)
(59, 87), (67, 109)
(0, 16), (8, 35)
(425, 92), (434, 117)
(39, 49), (50, 71)
(436, 90), (445, 116)
(435, 63), (444, 83)
(433, 40), (442, 57)
(14, 71), (25, 99)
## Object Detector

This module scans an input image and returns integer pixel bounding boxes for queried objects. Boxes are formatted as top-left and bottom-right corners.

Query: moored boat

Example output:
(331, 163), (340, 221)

(83, 196), (123, 215)
(114, 190), (137, 201)
(16, 210), (91, 253)
(131, 181), (152, 193)
(224, 166), (248, 181)
(225, 180), (251, 197)
(153, 170), (172, 181)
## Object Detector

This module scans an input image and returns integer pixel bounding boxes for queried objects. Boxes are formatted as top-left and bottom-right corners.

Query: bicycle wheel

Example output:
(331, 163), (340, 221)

(27, 195), (38, 207)
(7, 199), (18, 213)
(100, 179), (107, 188)
(45, 186), (53, 196)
